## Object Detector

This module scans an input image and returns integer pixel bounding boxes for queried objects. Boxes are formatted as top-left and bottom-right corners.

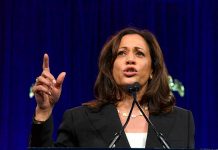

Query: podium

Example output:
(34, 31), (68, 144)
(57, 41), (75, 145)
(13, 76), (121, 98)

(28, 148), (142, 150)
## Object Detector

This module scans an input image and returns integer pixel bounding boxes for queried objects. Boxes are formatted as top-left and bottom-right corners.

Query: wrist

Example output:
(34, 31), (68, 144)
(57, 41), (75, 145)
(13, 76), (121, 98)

(35, 106), (53, 121)
(33, 117), (45, 124)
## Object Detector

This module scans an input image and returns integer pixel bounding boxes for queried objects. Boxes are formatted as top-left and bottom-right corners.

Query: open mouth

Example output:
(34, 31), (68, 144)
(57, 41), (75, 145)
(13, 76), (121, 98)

(123, 67), (137, 77)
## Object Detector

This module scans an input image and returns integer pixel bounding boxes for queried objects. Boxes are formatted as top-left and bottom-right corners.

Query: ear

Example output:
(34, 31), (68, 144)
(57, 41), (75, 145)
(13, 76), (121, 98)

(149, 70), (153, 80)
(149, 74), (153, 80)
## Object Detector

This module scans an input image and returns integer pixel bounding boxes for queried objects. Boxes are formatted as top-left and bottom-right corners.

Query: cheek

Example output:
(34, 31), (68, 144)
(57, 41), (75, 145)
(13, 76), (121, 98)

(112, 61), (119, 76)
(112, 60), (122, 80)
(141, 61), (152, 75)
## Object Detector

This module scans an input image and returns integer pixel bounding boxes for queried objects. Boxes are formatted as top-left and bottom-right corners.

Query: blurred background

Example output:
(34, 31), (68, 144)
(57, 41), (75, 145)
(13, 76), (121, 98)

(0, 0), (218, 149)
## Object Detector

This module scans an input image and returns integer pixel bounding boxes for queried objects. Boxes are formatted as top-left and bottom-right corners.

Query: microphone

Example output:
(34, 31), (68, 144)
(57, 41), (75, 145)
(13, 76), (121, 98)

(125, 82), (140, 94)
(108, 98), (135, 148)
(127, 82), (171, 149)
(108, 83), (142, 148)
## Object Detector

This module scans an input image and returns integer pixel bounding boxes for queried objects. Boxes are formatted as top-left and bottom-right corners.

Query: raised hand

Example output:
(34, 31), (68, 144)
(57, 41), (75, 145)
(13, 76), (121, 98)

(32, 53), (66, 121)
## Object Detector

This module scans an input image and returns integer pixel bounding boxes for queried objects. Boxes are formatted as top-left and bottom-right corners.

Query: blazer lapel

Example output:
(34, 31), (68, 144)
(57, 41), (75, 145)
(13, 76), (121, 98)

(146, 113), (176, 148)
(85, 104), (130, 148)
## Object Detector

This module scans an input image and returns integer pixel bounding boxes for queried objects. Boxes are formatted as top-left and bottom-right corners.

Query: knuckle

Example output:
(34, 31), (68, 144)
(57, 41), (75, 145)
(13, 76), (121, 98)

(41, 70), (47, 76)
(37, 76), (42, 81)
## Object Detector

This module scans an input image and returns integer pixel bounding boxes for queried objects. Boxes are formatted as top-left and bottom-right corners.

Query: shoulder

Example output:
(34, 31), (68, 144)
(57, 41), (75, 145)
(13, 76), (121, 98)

(164, 106), (194, 124)
(172, 106), (192, 113)
(63, 103), (115, 116)
(171, 106), (193, 117)
(155, 106), (194, 122)
(153, 106), (193, 120)
(62, 106), (88, 118)
(66, 106), (86, 113)
(60, 103), (116, 128)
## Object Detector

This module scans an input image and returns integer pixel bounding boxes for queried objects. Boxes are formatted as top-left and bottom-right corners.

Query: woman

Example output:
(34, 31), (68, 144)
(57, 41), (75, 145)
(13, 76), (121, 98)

(30, 27), (195, 148)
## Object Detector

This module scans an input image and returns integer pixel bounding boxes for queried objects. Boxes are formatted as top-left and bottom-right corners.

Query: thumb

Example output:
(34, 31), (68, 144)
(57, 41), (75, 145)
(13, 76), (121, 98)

(55, 72), (66, 88)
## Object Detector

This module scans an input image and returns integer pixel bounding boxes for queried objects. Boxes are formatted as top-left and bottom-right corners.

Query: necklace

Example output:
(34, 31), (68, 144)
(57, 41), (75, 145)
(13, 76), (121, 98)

(117, 106), (148, 119)
(118, 110), (142, 118)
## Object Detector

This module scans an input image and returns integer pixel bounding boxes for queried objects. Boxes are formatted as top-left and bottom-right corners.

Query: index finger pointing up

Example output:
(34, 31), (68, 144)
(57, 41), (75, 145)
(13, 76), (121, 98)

(43, 53), (50, 71)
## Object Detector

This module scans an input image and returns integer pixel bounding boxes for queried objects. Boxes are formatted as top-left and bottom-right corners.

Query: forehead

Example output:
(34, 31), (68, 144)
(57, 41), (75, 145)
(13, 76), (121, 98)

(119, 34), (148, 48)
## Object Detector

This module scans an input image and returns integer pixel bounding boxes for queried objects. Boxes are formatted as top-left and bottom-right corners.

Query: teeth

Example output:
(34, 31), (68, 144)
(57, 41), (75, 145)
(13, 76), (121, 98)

(126, 68), (136, 72)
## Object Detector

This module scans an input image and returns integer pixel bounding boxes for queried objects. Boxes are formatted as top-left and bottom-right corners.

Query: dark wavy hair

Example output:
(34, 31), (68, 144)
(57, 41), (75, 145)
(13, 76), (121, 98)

(83, 27), (175, 115)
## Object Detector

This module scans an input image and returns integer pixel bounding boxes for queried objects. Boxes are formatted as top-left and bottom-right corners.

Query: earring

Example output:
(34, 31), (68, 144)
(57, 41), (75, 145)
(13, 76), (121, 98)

(149, 74), (153, 79)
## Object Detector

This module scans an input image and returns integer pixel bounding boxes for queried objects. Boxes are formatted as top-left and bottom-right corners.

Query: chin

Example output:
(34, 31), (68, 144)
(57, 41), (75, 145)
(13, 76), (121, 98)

(120, 79), (139, 85)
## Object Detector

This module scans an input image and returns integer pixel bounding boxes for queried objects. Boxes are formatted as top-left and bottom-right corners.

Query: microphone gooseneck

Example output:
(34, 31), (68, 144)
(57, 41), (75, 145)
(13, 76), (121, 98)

(108, 97), (135, 148)
(109, 82), (171, 149)
(128, 82), (171, 149)
(109, 83), (140, 148)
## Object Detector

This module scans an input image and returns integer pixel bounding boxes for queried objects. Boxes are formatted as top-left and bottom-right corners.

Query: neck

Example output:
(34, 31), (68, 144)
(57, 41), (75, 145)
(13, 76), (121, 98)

(122, 83), (146, 102)
(117, 83), (147, 109)
(117, 97), (148, 115)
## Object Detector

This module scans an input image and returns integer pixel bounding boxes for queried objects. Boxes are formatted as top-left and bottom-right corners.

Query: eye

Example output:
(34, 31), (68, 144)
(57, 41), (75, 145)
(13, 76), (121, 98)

(117, 50), (126, 56)
(136, 51), (145, 57)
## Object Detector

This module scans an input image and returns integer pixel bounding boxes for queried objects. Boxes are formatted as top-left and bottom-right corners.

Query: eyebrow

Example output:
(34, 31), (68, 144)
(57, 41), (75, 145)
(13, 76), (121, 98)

(118, 46), (145, 51)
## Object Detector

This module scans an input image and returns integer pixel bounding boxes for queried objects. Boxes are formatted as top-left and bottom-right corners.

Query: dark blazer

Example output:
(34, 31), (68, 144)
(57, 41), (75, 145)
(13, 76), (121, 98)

(30, 104), (195, 148)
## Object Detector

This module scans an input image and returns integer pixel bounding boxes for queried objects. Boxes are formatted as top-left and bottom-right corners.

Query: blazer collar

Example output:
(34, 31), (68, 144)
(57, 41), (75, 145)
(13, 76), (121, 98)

(85, 104), (130, 148)
(85, 104), (176, 148)
(146, 112), (176, 148)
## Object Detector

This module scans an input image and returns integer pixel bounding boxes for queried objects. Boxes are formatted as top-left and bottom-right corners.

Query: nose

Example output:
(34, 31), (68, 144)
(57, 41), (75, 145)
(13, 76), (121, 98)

(126, 54), (136, 65)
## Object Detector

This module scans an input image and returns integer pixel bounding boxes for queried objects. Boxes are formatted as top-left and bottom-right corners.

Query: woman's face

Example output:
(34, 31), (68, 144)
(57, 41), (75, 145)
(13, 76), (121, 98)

(112, 34), (152, 89)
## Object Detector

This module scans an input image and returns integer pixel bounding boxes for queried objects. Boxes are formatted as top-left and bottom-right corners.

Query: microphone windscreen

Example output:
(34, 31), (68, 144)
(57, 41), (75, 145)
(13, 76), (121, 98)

(125, 82), (141, 94)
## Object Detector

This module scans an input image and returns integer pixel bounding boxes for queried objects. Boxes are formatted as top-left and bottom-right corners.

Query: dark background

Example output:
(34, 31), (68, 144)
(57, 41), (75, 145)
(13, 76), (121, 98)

(0, 0), (218, 149)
